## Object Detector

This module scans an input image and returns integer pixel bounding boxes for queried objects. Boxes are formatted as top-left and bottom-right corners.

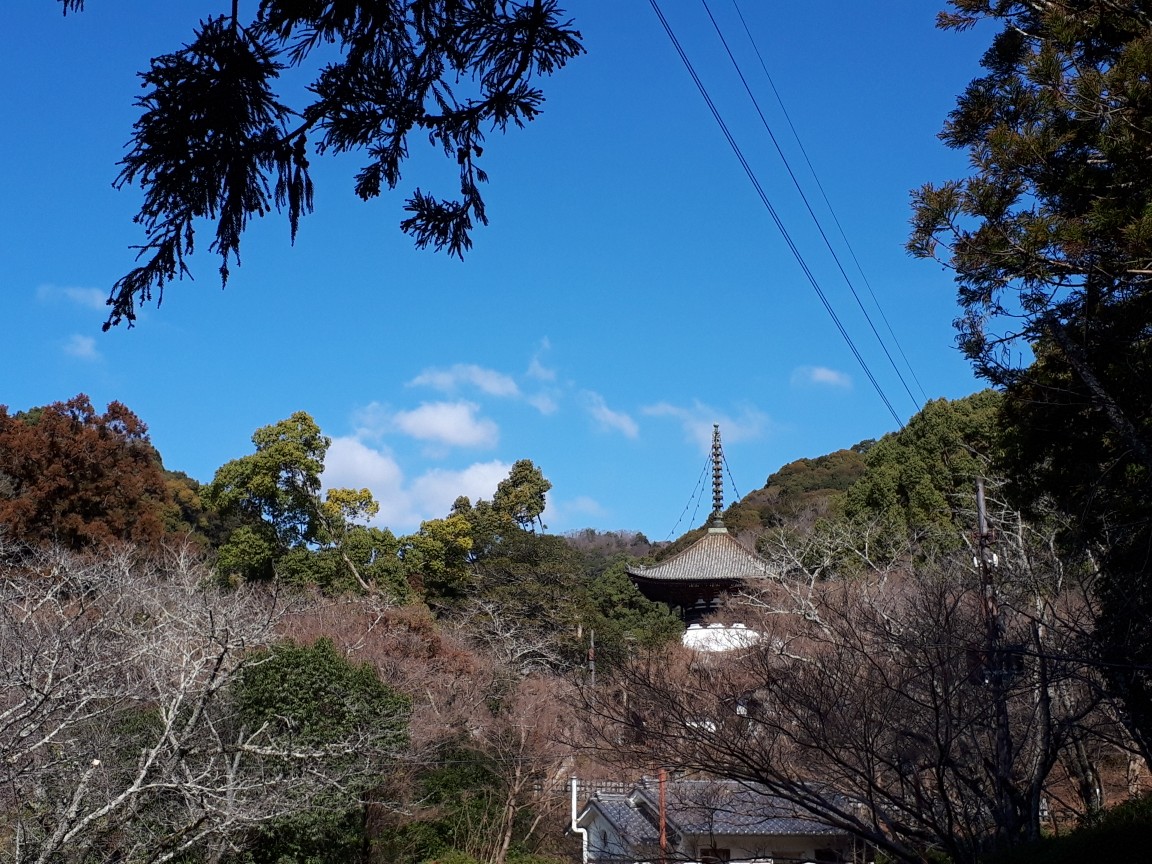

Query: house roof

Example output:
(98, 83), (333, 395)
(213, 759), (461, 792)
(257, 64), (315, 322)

(578, 778), (848, 844)
(583, 793), (661, 845)
(636, 779), (846, 837)
(627, 520), (773, 584)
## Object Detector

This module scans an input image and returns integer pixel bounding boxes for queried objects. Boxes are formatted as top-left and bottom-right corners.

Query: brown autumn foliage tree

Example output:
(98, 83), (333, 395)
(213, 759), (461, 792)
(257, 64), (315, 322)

(0, 394), (174, 550)
(283, 597), (579, 864)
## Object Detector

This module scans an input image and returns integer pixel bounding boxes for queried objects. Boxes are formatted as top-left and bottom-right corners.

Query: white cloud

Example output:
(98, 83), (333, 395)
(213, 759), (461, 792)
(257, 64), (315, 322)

(527, 392), (559, 415)
(393, 401), (499, 448)
(527, 357), (555, 381)
(347, 400), (498, 449)
(37, 284), (107, 310)
(643, 400), (770, 453)
(409, 461), (511, 517)
(323, 438), (511, 532)
(584, 391), (639, 438)
(349, 402), (393, 440)
(409, 363), (520, 398)
(526, 338), (556, 382)
(323, 436), (413, 526)
(62, 334), (102, 362)
(407, 349), (563, 416)
(791, 365), (852, 389)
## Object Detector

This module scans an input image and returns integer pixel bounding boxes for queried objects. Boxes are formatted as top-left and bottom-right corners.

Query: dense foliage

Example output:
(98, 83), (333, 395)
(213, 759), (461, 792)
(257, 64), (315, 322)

(986, 792), (1152, 864)
(0, 395), (687, 864)
(0, 545), (409, 864)
(234, 639), (410, 864)
(910, 0), (1152, 760)
(0, 394), (174, 549)
(844, 390), (1001, 541)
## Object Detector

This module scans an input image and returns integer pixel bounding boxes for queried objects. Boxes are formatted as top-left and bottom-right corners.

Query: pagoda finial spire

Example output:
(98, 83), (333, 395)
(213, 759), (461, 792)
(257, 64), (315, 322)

(711, 424), (724, 519)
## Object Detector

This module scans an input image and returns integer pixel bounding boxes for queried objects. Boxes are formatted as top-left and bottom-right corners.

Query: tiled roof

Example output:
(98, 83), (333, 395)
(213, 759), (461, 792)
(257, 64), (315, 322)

(627, 525), (773, 583)
(636, 779), (847, 838)
(587, 794), (660, 845)
(580, 779), (847, 846)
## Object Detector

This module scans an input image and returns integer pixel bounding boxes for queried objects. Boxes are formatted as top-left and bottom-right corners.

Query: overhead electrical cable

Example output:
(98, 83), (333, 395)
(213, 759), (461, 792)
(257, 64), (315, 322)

(666, 458), (711, 541)
(721, 452), (742, 504)
(701, 0), (923, 413)
(729, 0), (930, 405)
(647, 0), (905, 429)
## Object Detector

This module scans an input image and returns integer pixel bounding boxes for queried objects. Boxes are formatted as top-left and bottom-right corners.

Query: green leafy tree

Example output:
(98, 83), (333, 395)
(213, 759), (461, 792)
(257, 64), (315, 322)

(57, 0), (584, 329)
(207, 412), (329, 580)
(909, 3), (1152, 412)
(440, 462), (552, 563)
(452, 495), (516, 561)
(235, 638), (410, 864)
(274, 526), (408, 599)
(372, 745), (539, 864)
(580, 561), (682, 668)
(910, 1), (1152, 753)
(311, 488), (410, 598)
(471, 529), (584, 634)
(237, 637), (408, 751)
(844, 391), (1002, 541)
(492, 459), (551, 531)
(401, 514), (476, 605)
(208, 412), (402, 593)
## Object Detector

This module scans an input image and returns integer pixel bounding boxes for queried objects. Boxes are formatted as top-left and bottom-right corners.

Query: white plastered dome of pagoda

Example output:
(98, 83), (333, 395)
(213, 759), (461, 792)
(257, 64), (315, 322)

(626, 425), (775, 649)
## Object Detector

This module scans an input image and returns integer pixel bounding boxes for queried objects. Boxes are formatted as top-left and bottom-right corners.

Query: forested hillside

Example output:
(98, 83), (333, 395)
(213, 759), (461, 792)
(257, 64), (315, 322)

(0, 394), (686, 864)
(586, 389), (1152, 864)
(4, 386), (1150, 864)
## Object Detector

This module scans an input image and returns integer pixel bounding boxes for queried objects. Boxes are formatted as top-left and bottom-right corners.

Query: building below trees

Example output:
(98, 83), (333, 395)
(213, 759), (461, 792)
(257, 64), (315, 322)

(574, 777), (859, 864)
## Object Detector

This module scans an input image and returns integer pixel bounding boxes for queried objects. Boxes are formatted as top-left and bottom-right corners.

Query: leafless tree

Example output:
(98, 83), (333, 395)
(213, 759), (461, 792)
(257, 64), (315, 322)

(0, 542), (406, 864)
(454, 597), (569, 676)
(580, 512), (1131, 864)
(279, 588), (579, 864)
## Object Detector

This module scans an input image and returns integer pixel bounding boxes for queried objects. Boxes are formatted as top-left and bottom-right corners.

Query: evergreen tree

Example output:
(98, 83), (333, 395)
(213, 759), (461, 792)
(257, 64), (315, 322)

(911, 1), (1152, 755)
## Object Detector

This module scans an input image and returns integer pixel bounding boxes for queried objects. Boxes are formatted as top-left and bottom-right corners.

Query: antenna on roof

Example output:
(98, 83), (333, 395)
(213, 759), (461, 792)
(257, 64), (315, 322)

(711, 424), (724, 519)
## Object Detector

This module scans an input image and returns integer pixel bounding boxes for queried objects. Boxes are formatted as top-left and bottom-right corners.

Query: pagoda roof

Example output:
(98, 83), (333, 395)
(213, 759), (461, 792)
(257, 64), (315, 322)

(628, 519), (772, 584)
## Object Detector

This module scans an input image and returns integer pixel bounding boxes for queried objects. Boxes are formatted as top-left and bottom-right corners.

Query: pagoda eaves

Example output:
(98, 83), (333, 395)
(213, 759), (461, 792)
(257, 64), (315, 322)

(627, 519), (771, 585)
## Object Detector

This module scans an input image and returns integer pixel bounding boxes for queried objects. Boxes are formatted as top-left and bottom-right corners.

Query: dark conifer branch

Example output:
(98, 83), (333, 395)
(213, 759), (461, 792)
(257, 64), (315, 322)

(60, 1), (583, 328)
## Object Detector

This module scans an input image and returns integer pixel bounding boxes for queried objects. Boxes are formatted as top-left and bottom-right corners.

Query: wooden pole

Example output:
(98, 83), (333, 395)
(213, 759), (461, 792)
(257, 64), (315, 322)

(659, 768), (667, 864)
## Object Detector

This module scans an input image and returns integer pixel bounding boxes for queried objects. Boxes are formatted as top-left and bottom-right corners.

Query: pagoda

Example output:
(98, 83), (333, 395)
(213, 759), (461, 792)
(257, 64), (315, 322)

(627, 426), (774, 639)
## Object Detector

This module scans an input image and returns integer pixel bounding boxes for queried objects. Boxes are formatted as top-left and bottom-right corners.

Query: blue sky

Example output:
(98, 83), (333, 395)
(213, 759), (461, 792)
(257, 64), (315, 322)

(2, 1), (993, 540)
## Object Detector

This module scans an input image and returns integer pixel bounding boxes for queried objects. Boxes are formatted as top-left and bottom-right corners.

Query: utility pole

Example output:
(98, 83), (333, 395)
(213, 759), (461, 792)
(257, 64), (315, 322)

(977, 477), (1016, 843)
(977, 477), (999, 646)
(658, 767), (667, 864)
(588, 629), (596, 689)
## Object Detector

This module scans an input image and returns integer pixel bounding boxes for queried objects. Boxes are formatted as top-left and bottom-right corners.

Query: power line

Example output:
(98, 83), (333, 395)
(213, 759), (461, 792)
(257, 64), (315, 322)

(647, 0), (906, 429)
(721, 452), (741, 504)
(729, 0), (930, 406)
(666, 457), (711, 541)
(701, 0), (923, 412)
